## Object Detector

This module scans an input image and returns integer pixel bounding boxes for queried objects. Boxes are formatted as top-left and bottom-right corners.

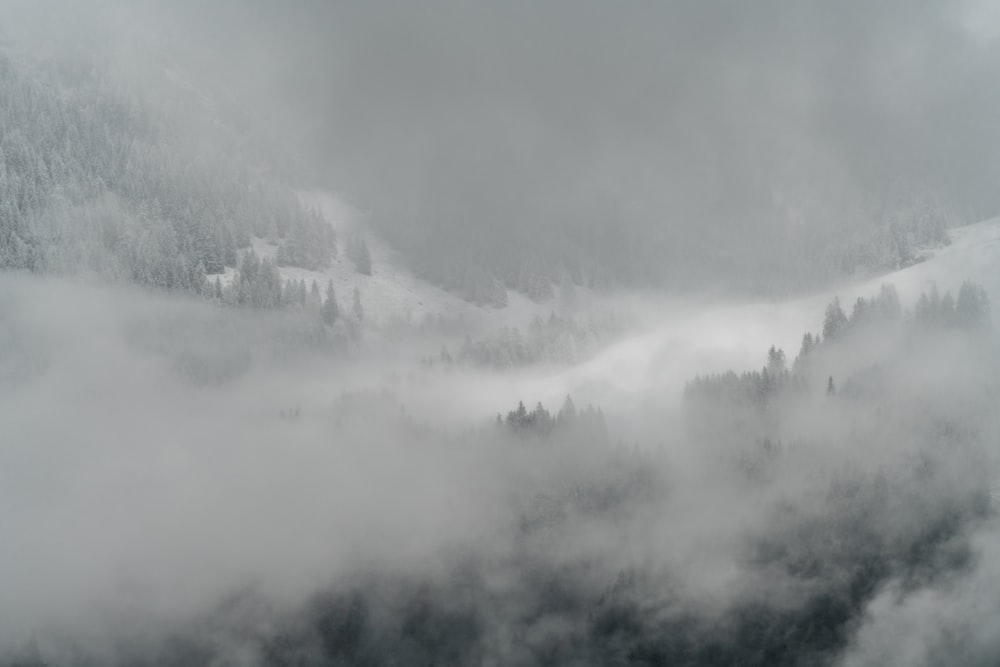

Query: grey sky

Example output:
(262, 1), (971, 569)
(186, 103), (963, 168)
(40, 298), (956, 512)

(171, 0), (1000, 219)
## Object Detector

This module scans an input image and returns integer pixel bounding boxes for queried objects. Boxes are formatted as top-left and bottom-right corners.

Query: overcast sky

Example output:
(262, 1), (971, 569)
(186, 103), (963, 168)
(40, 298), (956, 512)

(152, 0), (1000, 229)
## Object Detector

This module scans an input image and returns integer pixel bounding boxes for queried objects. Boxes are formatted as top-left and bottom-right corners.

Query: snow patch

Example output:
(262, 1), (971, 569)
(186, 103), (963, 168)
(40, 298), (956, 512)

(216, 191), (558, 329)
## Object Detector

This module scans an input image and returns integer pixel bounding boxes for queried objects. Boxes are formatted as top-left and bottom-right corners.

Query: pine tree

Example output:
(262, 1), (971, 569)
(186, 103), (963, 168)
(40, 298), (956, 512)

(322, 279), (339, 324)
(850, 297), (869, 326)
(507, 401), (528, 429)
(235, 249), (260, 306)
(195, 224), (224, 274)
(309, 280), (321, 308)
(956, 281), (990, 329)
(557, 395), (577, 425)
(792, 333), (815, 375)
(875, 284), (902, 320)
(766, 346), (786, 377)
(823, 297), (848, 341)
(800, 333), (814, 357)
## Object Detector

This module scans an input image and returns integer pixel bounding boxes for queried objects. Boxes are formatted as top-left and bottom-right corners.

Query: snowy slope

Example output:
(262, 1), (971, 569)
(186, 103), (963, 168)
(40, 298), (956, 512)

(518, 217), (1000, 420)
(218, 195), (999, 431)
(223, 191), (552, 330)
(207, 213), (1000, 439)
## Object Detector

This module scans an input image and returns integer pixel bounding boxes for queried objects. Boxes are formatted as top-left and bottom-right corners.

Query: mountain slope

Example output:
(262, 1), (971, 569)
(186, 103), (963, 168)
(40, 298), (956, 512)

(517, 218), (1000, 429)
(218, 191), (557, 332)
(0, 47), (333, 290)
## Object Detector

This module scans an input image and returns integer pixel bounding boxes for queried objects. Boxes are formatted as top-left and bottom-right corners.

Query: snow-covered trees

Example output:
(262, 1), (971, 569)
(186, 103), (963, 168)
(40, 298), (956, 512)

(275, 207), (337, 271)
(0, 50), (334, 297)
(232, 250), (282, 308)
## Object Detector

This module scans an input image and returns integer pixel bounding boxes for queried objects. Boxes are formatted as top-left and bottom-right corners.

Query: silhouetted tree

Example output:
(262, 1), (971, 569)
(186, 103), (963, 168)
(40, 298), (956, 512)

(322, 280), (340, 324)
(823, 297), (848, 341)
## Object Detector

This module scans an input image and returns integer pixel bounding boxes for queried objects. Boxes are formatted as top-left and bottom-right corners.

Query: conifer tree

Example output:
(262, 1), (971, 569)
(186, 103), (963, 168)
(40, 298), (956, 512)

(956, 281), (990, 329)
(766, 346), (786, 376)
(322, 279), (339, 324)
(309, 280), (321, 308)
(823, 297), (848, 341)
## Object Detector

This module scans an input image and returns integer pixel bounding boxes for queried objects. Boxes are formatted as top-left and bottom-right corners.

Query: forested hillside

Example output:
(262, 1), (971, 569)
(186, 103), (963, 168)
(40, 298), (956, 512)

(685, 281), (993, 444)
(0, 50), (334, 294)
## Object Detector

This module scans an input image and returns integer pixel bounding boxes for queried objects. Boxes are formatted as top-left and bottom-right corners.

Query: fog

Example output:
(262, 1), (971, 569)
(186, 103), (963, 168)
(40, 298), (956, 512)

(1, 2), (1000, 666)
(146, 0), (1000, 291)
(3, 245), (999, 663)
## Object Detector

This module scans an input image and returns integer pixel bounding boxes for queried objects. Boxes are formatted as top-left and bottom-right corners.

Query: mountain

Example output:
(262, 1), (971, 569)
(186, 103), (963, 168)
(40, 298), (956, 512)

(0, 21), (970, 305)
(0, 44), (334, 292)
(520, 217), (1000, 436)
